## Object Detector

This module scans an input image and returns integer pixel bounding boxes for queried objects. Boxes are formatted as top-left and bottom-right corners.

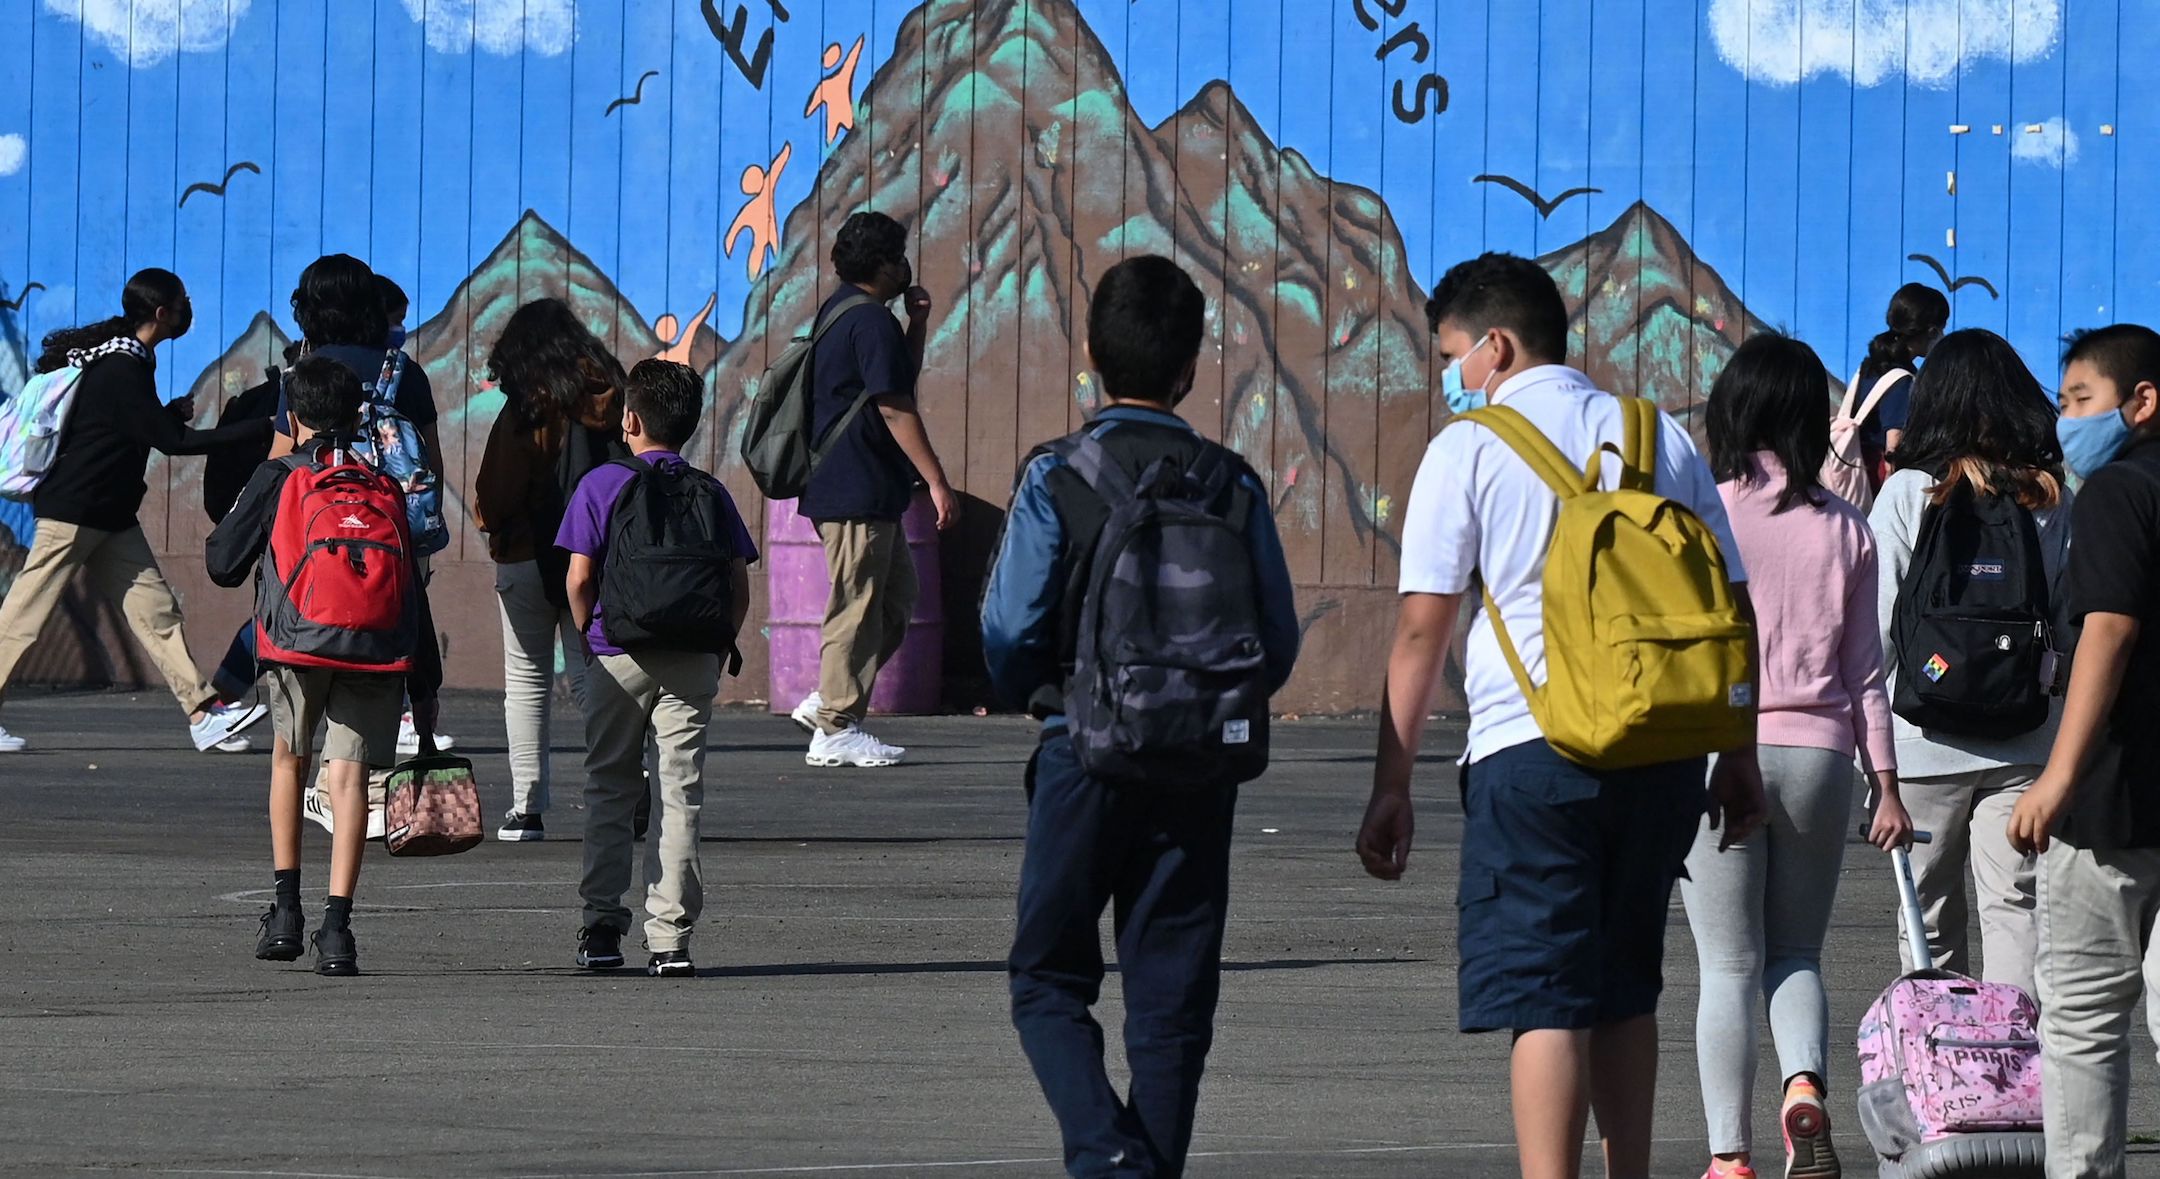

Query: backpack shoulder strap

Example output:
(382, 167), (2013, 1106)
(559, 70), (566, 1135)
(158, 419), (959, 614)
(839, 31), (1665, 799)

(372, 350), (404, 408)
(1058, 430), (1140, 504)
(1852, 368), (1910, 425)
(1458, 405), (1590, 499)
(807, 292), (880, 343)
(1620, 396), (1658, 493)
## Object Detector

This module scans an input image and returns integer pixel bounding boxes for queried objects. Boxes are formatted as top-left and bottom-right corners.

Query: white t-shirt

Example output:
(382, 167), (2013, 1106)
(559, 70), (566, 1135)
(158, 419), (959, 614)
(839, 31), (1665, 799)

(1398, 365), (1749, 763)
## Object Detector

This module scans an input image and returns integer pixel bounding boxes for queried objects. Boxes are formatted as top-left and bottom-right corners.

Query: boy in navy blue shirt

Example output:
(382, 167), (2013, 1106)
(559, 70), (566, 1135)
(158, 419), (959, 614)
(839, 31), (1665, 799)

(983, 255), (1299, 1177)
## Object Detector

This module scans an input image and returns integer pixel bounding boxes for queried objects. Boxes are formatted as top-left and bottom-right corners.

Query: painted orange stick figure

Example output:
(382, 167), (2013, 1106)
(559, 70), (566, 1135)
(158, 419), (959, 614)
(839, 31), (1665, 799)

(726, 142), (792, 282)
(654, 292), (717, 364)
(805, 35), (865, 143)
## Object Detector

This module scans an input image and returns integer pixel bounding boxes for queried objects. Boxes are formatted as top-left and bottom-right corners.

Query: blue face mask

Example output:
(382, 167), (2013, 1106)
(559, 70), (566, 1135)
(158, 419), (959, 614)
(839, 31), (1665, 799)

(385, 324), (406, 351)
(2057, 405), (2134, 482)
(1442, 336), (1493, 415)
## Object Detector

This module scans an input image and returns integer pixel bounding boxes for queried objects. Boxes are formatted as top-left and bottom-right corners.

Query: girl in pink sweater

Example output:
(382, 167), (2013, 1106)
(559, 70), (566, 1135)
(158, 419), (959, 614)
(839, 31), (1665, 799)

(1681, 334), (1913, 1179)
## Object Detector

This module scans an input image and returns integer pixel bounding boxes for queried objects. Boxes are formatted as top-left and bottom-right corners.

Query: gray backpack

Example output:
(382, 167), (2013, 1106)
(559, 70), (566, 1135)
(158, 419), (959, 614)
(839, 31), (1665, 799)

(1052, 432), (1270, 786)
(739, 292), (878, 500)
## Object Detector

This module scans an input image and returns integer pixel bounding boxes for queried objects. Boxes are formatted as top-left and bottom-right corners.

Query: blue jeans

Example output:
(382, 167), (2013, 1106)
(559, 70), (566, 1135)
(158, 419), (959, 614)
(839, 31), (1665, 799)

(1008, 730), (1238, 1178)
(212, 621), (259, 701)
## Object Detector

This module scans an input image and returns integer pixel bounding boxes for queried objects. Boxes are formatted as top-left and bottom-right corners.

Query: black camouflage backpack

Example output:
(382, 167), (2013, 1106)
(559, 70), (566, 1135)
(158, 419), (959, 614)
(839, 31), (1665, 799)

(739, 292), (878, 499)
(1051, 431), (1270, 786)
(1889, 479), (2057, 736)
(596, 457), (743, 673)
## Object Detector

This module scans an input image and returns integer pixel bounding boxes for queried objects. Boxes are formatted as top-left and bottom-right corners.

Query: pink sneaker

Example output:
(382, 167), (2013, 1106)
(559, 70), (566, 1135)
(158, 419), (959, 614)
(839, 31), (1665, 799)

(1782, 1078), (1841, 1179)
(1701, 1164), (1757, 1179)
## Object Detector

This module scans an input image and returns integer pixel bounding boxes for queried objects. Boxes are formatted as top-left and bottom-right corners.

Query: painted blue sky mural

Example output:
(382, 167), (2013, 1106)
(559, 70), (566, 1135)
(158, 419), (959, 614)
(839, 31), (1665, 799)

(0, 0), (2152, 707)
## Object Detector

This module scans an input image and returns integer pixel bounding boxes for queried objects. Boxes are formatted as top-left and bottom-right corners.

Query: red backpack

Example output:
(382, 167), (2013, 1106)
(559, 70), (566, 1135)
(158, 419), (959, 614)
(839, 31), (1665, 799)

(256, 447), (417, 672)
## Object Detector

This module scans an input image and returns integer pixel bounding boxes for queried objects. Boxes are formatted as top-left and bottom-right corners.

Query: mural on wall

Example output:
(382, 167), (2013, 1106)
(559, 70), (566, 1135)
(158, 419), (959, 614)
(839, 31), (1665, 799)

(0, 0), (2151, 710)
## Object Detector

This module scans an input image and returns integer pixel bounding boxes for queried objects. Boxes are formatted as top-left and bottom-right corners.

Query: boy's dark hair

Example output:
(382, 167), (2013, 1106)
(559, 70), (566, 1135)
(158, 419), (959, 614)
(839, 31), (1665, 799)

(626, 359), (703, 449)
(1424, 252), (1569, 362)
(292, 254), (388, 348)
(1086, 255), (1205, 403)
(1705, 333), (1833, 513)
(831, 211), (909, 284)
(373, 273), (409, 321)
(2063, 324), (2160, 399)
(284, 355), (367, 434)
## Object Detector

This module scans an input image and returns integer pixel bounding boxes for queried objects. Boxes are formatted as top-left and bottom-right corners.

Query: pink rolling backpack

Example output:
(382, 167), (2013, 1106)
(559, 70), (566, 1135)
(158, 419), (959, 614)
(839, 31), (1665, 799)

(1855, 841), (2045, 1177)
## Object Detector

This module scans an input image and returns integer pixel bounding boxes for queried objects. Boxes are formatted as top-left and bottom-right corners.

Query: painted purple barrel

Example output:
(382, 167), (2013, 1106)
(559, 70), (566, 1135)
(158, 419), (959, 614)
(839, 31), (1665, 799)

(766, 494), (944, 715)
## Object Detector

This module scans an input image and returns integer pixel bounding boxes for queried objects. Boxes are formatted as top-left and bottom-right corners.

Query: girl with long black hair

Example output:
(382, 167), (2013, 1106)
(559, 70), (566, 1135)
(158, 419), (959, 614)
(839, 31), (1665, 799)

(1870, 328), (2068, 999)
(0, 268), (272, 753)
(1683, 334), (1913, 1179)
(472, 297), (628, 841)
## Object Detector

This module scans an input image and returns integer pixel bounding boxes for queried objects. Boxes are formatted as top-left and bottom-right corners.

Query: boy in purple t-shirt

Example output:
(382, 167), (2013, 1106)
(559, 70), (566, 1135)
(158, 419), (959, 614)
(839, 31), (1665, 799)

(556, 360), (756, 977)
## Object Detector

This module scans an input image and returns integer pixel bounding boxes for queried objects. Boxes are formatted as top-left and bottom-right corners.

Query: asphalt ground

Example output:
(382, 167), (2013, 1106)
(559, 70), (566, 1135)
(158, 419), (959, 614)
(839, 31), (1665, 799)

(2, 689), (2156, 1178)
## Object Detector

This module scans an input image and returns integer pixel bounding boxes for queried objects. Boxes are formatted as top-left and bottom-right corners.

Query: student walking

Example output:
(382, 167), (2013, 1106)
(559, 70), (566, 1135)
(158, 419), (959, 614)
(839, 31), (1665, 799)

(1683, 334), (1915, 1179)
(558, 360), (754, 978)
(209, 357), (420, 977)
(789, 210), (957, 768)
(1360, 253), (1765, 1179)
(2007, 325), (2160, 1179)
(1868, 329), (2067, 998)
(1847, 283), (1949, 485)
(985, 255), (1300, 1177)
(473, 298), (627, 842)
(0, 268), (270, 754)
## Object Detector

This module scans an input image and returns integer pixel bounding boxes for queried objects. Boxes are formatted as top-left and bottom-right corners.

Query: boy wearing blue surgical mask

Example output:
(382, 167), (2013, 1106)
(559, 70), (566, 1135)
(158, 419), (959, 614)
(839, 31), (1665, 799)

(2009, 324), (2160, 1178)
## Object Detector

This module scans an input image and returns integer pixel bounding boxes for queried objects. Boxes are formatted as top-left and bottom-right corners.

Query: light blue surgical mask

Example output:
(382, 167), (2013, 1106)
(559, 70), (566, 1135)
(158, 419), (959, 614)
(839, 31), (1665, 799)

(1442, 335), (1493, 415)
(2058, 405), (2134, 482)
(385, 324), (407, 351)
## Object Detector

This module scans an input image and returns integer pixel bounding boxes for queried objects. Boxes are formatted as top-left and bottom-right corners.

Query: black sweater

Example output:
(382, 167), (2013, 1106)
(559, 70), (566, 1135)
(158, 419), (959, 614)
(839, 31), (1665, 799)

(33, 353), (271, 532)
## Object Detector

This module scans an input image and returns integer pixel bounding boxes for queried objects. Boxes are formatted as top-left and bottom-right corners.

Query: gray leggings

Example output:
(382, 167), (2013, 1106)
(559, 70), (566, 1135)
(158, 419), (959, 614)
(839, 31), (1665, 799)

(1678, 743), (1855, 1155)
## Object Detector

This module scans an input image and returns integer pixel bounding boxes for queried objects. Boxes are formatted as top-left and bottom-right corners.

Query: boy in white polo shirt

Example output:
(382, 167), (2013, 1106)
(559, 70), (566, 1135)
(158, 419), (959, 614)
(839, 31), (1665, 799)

(1358, 253), (1766, 1179)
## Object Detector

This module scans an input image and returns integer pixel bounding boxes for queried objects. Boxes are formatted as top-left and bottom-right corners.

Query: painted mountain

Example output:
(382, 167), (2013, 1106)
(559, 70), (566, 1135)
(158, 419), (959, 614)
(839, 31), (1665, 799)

(701, 0), (1435, 558)
(405, 209), (726, 433)
(1540, 201), (1771, 420)
(184, 311), (291, 409)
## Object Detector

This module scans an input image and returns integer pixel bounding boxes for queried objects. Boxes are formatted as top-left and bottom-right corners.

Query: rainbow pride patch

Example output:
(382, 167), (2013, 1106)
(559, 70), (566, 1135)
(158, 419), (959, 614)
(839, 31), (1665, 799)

(1923, 653), (1951, 683)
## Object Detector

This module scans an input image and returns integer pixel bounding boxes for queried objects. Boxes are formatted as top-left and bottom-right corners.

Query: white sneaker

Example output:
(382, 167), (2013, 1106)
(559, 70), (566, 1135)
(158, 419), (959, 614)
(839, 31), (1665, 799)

(210, 734), (253, 753)
(806, 725), (905, 768)
(303, 785), (336, 834)
(789, 692), (824, 733)
(191, 701), (268, 751)
(0, 725), (24, 753)
(301, 785), (385, 839)
(397, 712), (455, 756)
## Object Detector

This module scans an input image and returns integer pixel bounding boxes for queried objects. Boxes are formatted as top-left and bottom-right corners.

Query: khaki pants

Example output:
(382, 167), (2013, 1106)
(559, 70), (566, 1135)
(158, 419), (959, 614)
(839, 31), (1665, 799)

(579, 649), (717, 952)
(0, 520), (214, 714)
(813, 518), (918, 733)
(2037, 841), (2160, 1179)
(1897, 766), (2039, 995)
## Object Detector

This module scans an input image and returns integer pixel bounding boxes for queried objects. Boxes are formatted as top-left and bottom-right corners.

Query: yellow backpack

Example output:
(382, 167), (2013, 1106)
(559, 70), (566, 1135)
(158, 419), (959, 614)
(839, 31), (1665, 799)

(1461, 397), (1755, 770)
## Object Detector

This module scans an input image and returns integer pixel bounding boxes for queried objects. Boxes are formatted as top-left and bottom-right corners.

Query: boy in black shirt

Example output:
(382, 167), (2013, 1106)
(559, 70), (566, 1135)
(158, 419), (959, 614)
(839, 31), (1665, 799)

(2009, 323), (2160, 1178)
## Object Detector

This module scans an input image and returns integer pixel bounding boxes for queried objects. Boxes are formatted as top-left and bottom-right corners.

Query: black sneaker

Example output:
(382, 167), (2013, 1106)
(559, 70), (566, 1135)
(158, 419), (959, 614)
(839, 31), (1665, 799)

(577, 925), (625, 970)
(496, 811), (545, 842)
(311, 925), (358, 976)
(647, 950), (694, 978)
(254, 901), (304, 961)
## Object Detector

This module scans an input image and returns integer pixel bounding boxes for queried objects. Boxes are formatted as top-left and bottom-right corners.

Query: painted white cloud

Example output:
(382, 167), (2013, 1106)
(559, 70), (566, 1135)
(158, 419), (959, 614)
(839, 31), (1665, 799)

(1710, 0), (2061, 88)
(0, 135), (23, 178)
(400, 0), (577, 57)
(2012, 116), (2079, 168)
(42, 0), (250, 67)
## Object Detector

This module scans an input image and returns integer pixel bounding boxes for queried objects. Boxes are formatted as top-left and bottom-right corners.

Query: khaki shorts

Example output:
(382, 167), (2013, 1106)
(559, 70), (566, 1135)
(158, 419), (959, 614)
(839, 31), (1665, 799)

(266, 666), (403, 767)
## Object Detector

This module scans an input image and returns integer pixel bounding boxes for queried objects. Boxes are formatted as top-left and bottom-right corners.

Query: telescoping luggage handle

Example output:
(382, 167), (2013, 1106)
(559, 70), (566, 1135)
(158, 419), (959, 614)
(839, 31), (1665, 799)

(1891, 832), (1937, 971)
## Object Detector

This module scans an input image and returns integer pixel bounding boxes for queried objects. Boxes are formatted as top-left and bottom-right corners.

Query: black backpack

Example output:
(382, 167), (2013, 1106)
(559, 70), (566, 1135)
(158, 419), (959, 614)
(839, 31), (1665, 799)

(596, 457), (743, 671)
(1890, 481), (2057, 736)
(1052, 432), (1270, 787)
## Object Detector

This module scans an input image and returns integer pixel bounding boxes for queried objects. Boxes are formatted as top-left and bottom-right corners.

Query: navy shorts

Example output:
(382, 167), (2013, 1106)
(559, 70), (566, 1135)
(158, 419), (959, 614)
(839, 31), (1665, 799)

(1456, 739), (1707, 1033)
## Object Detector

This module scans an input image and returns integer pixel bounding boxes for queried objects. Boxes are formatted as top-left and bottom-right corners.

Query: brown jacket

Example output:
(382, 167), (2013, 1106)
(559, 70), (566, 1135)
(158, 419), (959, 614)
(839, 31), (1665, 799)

(472, 378), (623, 563)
